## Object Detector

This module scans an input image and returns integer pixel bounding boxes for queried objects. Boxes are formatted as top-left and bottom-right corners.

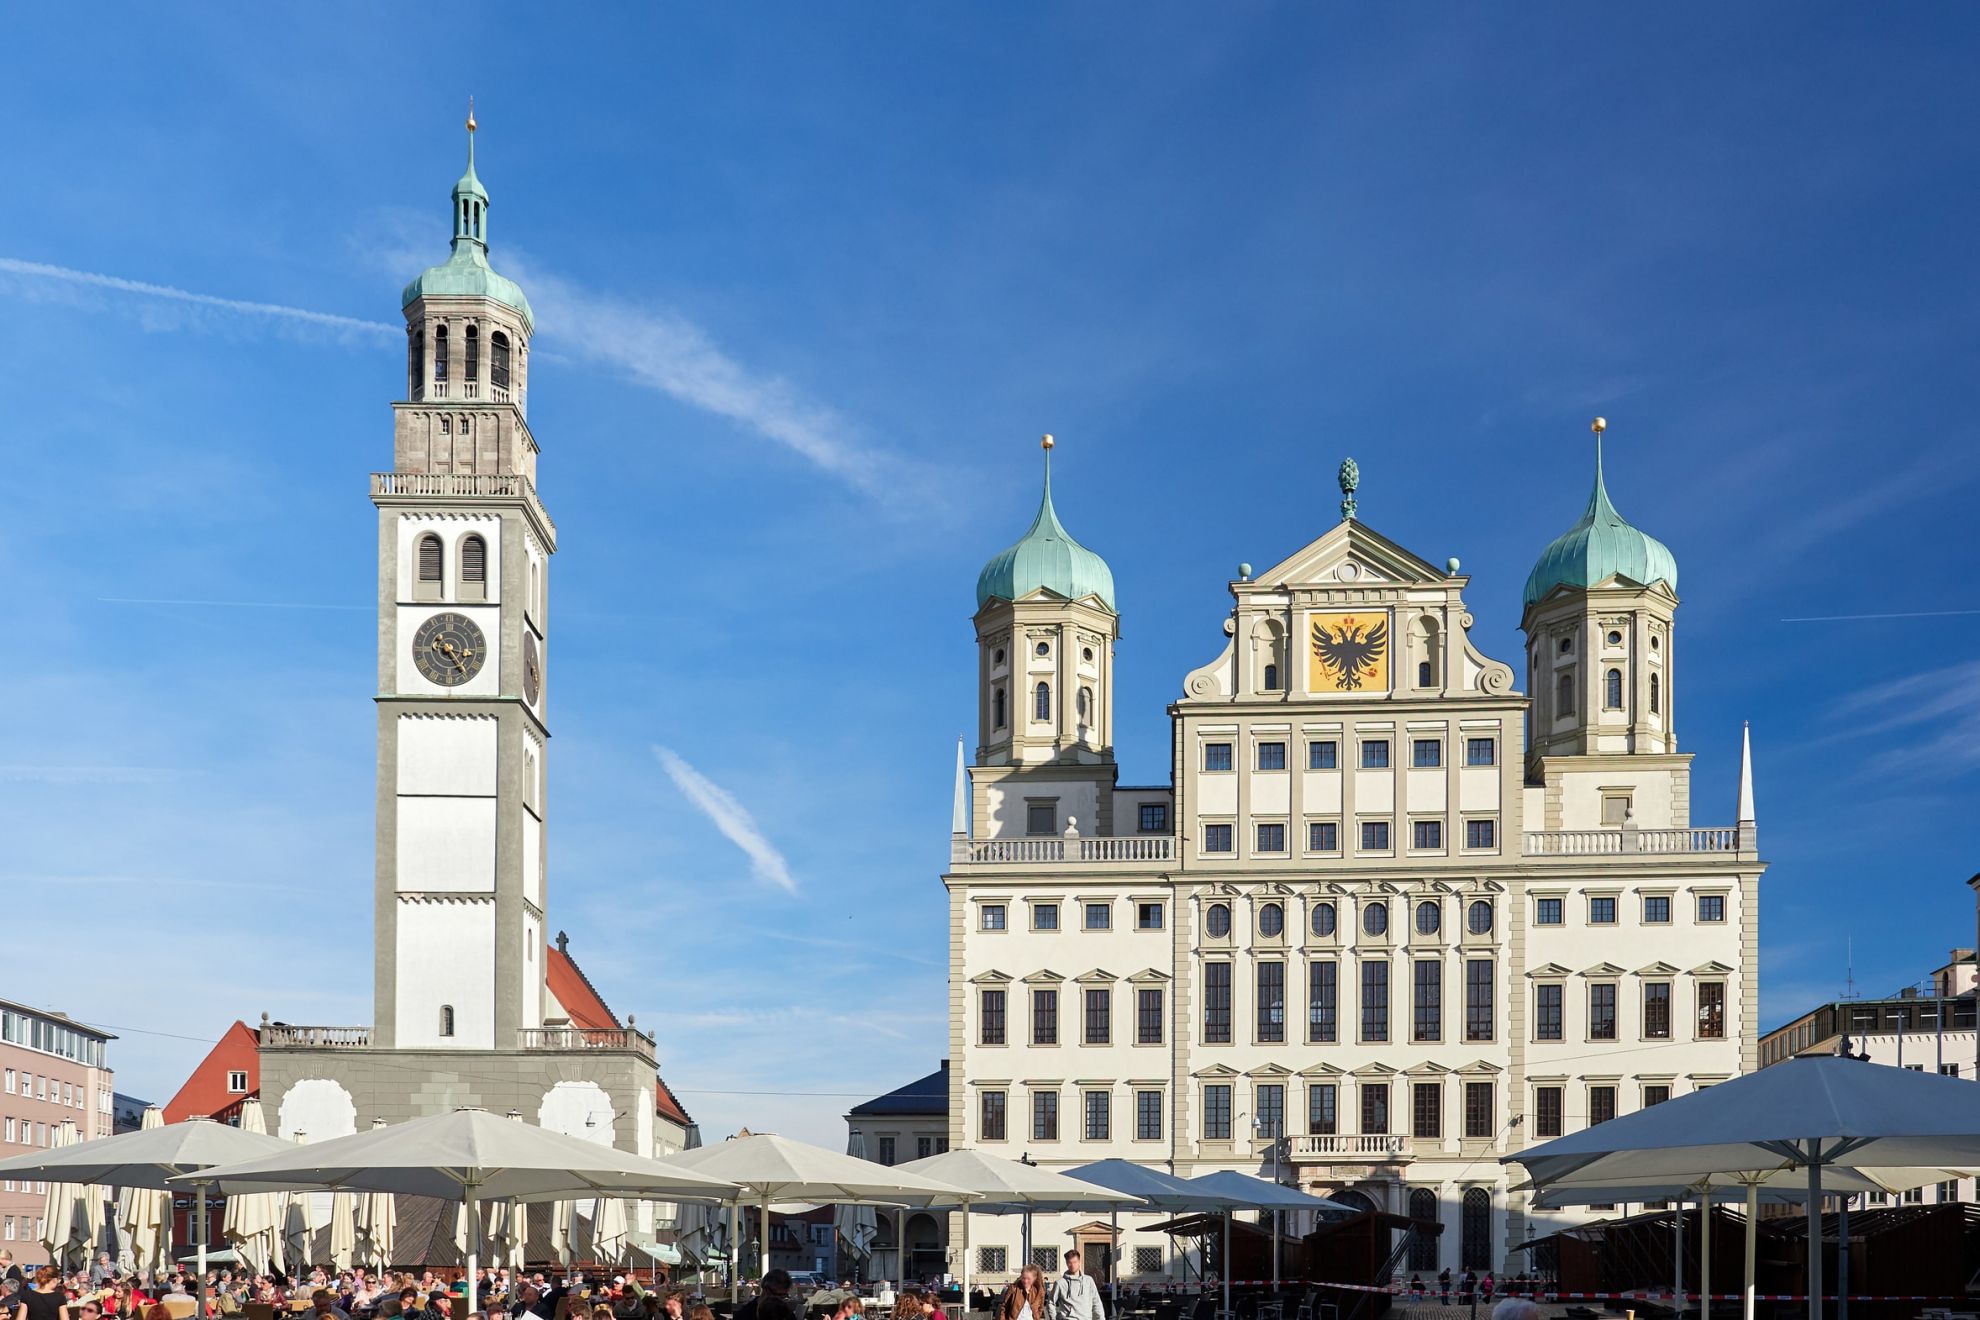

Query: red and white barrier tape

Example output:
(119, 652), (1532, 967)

(1207, 1280), (1977, 1303)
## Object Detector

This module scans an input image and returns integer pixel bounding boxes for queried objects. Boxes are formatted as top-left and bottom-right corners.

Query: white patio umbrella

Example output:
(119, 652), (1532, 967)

(182, 1107), (739, 1316)
(116, 1108), (172, 1273)
(225, 1101), (287, 1281)
(1184, 1171), (1356, 1298)
(898, 1149), (1149, 1304)
(41, 1120), (84, 1269)
(1508, 1054), (1980, 1320)
(662, 1133), (974, 1301)
(833, 1133), (880, 1282)
(328, 1191), (357, 1272)
(282, 1186), (316, 1273)
(593, 1196), (631, 1266)
(1062, 1161), (1248, 1320)
(549, 1199), (577, 1268)
(354, 1120), (395, 1272)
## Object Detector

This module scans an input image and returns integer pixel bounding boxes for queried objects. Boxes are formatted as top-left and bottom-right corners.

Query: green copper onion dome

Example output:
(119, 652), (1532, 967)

(975, 441), (1117, 613)
(1523, 430), (1678, 606)
(401, 116), (535, 334)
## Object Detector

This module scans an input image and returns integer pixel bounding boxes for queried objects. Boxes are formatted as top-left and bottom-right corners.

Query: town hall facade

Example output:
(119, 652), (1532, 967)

(945, 433), (1763, 1278)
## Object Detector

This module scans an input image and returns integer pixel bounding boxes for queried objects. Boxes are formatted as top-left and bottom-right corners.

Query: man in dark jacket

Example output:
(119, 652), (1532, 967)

(734, 1271), (792, 1320)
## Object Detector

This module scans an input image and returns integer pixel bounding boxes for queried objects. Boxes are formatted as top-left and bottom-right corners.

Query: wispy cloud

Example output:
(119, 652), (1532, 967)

(652, 746), (797, 893)
(0, 257), (398, 338)
(1829, 660), (1980, 773)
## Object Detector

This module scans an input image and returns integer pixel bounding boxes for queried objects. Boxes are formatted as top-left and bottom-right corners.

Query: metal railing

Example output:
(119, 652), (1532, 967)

(951, 835), (1174, 865)
(1523, 826), (1741, 856)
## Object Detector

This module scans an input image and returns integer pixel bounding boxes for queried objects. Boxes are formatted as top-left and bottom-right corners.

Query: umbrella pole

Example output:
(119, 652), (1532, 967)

(961, 1206), (971, 1305)
(197, 1182), (210, 1318)
(1700, 1195), (1711, 1320)
(897, 1207), (907, 1287)
(1743, 1180), (1758, 1320)
(1221, 1213), (1229, 1320)
(1111, 1208), (1119, 1309)
(763, 1195), (774, 1286)
(1676, 1199), (1685, 1307)
(467, 1182), (481, 1320)
(730, 1199), (741, 1303)
(1836, 1196), (1849, 1320)
(1805, 1157), (1822, 1320)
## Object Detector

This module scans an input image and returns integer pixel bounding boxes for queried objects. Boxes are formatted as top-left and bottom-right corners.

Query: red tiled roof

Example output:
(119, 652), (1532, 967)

(162, 1021), (261, 1124)
(546, 947), (620, 1032)
(655, 1076), (694, 1127)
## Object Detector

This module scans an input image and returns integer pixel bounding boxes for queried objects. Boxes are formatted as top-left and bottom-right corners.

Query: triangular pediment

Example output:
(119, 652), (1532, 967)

(1581, 962), (1626, 978)
(1127, 968), (1172, 985)
(1074, 968), (1118, 985)
(1250, 518), (1452, 592)
(1689, 961), (1735, 977)
(1635, 961), (1682, 977)
(1457, 1059), (1503, 1076)
(1299, 1061), (1345, 1077)
(970, 970), (1013, 985)
(1526, 963), (1574, 979)
(1021, 969), (1065, 985)
(1351, 1062), (1399, 1078)
(1402, 1061), (1452, 1077)
(1247, 1063), (1295, 1079)
(1192, 1063), (1241, 1079)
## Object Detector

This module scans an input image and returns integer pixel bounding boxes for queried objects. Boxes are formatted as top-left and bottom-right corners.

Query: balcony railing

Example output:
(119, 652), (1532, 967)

(520, 1026), (656, 1061)
(372, 471), (556, 537)
(261, 1025), (373, 1048)
(1524, 826), (1743, 856)
(951, 835), (1174, 865)
(1288, 1134), (1411, 1160)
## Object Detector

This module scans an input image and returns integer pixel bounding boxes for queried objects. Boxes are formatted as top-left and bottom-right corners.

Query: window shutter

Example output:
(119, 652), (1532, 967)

(418, 536), (443, 582)
(462, 536), (486, 584)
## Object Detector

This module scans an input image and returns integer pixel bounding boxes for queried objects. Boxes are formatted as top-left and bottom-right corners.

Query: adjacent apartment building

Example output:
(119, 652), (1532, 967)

(945, 433), (1763, 1280)
(0, 1001), (115, 1257)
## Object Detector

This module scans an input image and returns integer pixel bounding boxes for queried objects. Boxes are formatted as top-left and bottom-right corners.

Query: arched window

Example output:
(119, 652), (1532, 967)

(440, 415), (452, 435)
(1258, 903), (1284, 938)
(1467, 900), (1494, 935)
(1556, 671), (1576, 718)
(1605, 668), (1624, 709)
(491, 331), (511, 390)
(1078, 686), (1093, 723)
(1650, 673), (1661, 715)
(992, 687), (1007, 729)
(1263, 663), (1280, 691)
(409, 327), (425, 397)
(460, 535), (487, 601)
(465, 325), (480, 382)
(1363, 902), (1389, 937)
(432, 326), (449, 382)
(1407, 1188), (1439, 1270)
(1415, 901), (1440, 936)
(416, 534), (443, 601)
(1205, 903), (1232, 938)
(1034, 681), (1051, 722)
(1460, 1187), (1491, 1268)
(1311, 902), (1337, 937)
(439, 1005), (456, 1038)
(1418, 661), (1433, 687)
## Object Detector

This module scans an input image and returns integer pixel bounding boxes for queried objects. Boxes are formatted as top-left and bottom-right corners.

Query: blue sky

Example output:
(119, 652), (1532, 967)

(3, 6), (1976, 1146)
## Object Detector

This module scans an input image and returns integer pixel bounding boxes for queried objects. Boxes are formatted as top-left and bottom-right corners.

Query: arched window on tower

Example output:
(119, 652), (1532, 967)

(1263, 663), (1279, 691)
(1253, 618), (1286, 693)
(432, 326), (449, 391)
(415, 534), (443, 602)
(439, 1005), (456, 1038)
(1410, 615), (1442, 689)
(460, 535), (487, 602)
(1605, 668), (1624, 710)
(465, 325), (480, 387)
(993, 687), (1006, 730)
(1034, 681), (1051, 723)
(1650, 673), (1661, 715)
(1556, 670), (1576, 719)
(491, 331), (511, 392)
(409, 327), (425, 400)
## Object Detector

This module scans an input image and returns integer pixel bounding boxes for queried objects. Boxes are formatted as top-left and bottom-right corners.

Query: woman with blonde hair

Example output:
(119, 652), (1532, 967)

(997, 1266), (1045, 1320)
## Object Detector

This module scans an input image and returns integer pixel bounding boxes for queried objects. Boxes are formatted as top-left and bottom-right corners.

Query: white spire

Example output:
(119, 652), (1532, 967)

(1737, 720), (1756, 824)
(951, 736), (970, 836)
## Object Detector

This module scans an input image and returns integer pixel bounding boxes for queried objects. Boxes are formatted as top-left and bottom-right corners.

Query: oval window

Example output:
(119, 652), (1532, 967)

(1206, 903), (1232, 938)
(1467, 900), (1494, 935)
(1083, 647), (1095, 662)
(1414, 901), (1440, 936)
(993, 649), (1006, 665)
(1311, 903), (1338, 937)
(1606, 630), (1623, 646)
(1362, 902), (1389, 937)
(1035, 641), (1050, 657)
(1258, 903), (1284, 938)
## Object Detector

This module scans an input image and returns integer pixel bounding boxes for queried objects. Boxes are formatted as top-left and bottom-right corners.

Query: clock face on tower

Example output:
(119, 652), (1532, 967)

(523, 632), (541, 704)
(412, 612), (488, 687)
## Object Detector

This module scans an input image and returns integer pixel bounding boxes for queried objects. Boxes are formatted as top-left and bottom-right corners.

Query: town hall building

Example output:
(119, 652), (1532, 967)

(944, 431), (1764, 1278)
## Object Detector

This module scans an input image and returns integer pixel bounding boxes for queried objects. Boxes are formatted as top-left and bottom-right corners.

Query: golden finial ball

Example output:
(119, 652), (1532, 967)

(1591, 416), (1607, 434)
(467, 96), (478, 132)
(1041, 434), (1055, 450)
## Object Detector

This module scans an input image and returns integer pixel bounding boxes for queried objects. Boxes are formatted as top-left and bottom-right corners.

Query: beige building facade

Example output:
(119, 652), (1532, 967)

(945, 441), (1763, 1280)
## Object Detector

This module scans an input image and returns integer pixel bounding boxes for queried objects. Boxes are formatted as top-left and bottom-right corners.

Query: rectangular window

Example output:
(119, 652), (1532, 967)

(1698, 894), (1726, 923)
(1309, 821), (1339, 852)
(1643, 895), (1672, 924)
(1643, 1084), (1672, 1107)
(1465, 959), (1495, 1042)
(1465, 820), (1496, 849)
(1203, 1084), (1232, 1141)
(1032, 1091), (1059, 1141)
(1136, 902), (1164, 930)
(1256, 963), (1285, 1042)
(1134, 1247), (1164, 1275)
(1698, 982), (1726, 1039)
(1083, 988), (1111, 1045)
(917, 1136), (933, 1159)
(878, 1137), (897, 1165)
(1256, 822), (1286, 853)
(1412, 739), (1442, 768)
(1413, 959), (1442, 1043)
(1033, 902), (1059, 931)
(1309, 962), (1337, 1043)
(1360, 739), (1390, 769)
(1361, 960), (1390, 1043)
(1258, 741), (1287, 770)
(1203, 823), (1234, 853)
(1360, 821), (1391, 851)
(1589, 896), (1618, 924)
(1360, 1082), (1390, 1135)
(1136, 987), (1164, 1045)
(1535, 984), (1563, 1041)
(1464, 1082), (1494, 1139)
(1308, 1084), (1338, 1135)
(1083, 902), (1111, 930)
(1031, 1248), (1058, 1273)
(1534, 897), (1563, 925)
(1031, 988), (1059, 1045)
(226, 1070), (250, 1094)
(1204, 962), (1232, 1043)
(1644, 982), (1672, 1039)
(1083, 1090), (1110, 1141)
(1589, 1085), (1617, 1125)
(1465, 737), (1496, 766)
(1602, 793), (1632, 826)
(1308, 740), (1338, 770)
(1136, 1090), (1163, 1141)
(1139, 803), (1169, 833)
(1203, 742), (1233, 772)
(1535, 1086), (1563, 1138)
(981, 1091), (1007, 1141)
(1411, 1083), (1441, 1139)
(1412, 819), (1442, 850)
(980, 989), (1006, 1045)
(979, 1248), (1008, 1275)
(1590, 983), (1618, 1040)
(1027, 801), (1056, 835)
(1256, 1083), (1285, 1138)
(981, 904), (1007, 932)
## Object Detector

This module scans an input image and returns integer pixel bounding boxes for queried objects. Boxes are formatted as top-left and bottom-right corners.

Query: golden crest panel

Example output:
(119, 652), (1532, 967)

(1307, 609), (1391, 694)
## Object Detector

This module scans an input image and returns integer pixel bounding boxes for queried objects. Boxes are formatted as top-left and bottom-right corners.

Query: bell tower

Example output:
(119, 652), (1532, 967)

(372, 110), (554, 1050)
